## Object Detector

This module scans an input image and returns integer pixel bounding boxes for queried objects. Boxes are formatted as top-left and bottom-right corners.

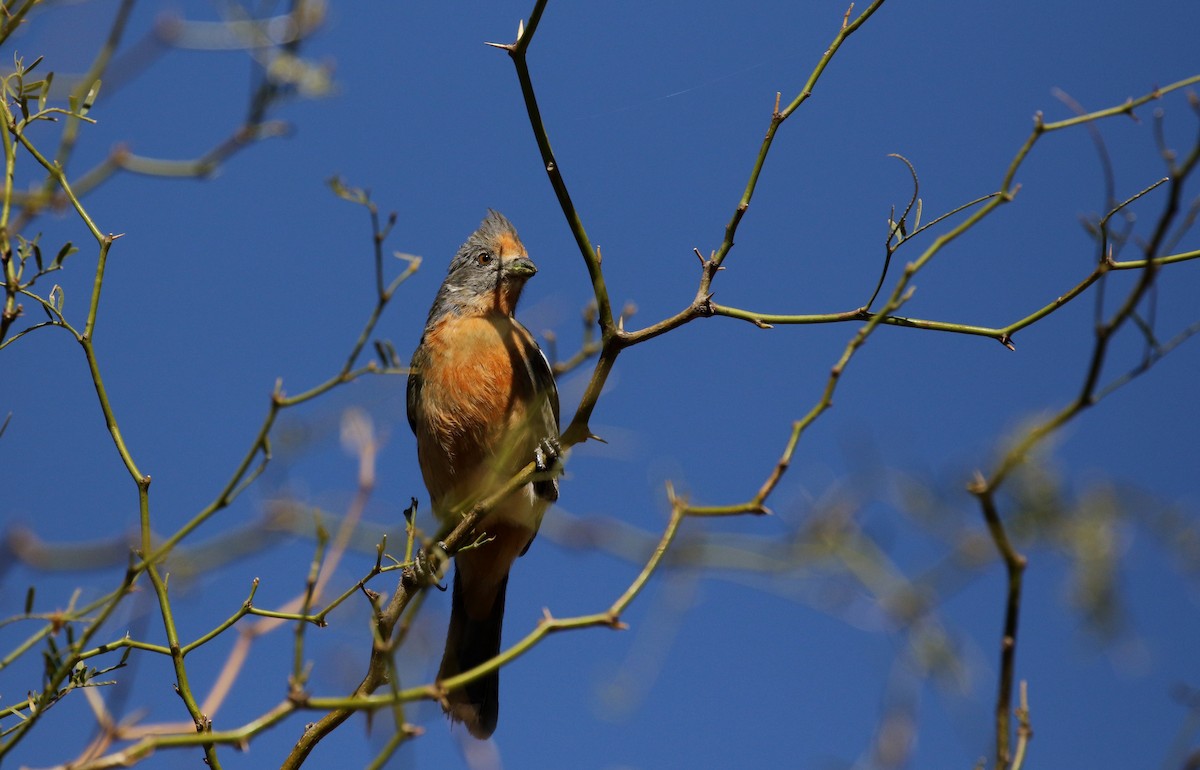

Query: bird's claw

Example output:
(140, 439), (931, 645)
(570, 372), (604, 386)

(534, 436), (562, 473)
(414, 543), (448, 590)
(532, 436), (563, 504)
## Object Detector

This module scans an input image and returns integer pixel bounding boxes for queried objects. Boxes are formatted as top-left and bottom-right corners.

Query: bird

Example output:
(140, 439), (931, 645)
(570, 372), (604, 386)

(406, 210), (560, 739)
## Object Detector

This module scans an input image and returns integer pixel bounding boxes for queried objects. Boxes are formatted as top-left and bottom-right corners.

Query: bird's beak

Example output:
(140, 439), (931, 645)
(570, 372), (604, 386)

(503, 255), (537, 279)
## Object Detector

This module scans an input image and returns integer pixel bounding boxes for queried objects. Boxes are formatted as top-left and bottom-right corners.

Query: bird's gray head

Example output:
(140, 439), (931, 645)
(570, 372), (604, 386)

(427, 210), (537, 324)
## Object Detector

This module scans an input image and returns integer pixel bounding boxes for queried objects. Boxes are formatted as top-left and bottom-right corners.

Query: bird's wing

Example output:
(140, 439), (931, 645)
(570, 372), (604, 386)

(405, 344), (423, 435)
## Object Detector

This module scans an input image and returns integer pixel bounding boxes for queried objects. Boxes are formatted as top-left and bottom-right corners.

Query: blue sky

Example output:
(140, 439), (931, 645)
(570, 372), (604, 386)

(3, 1), (1200, 768)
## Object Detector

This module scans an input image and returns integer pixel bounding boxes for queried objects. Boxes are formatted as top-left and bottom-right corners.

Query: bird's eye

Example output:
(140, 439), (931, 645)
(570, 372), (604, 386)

(477, 252), (494, 266)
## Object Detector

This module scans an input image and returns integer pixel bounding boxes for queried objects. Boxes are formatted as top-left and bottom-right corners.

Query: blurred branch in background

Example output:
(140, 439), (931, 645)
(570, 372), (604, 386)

(497, 3), (1198, 766)
(6, 0), (330, 231)
(0, 0), (417, 755)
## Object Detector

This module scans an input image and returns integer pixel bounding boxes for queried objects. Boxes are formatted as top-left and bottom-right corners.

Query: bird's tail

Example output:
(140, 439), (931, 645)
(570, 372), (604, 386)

(437, 568), (507, 739)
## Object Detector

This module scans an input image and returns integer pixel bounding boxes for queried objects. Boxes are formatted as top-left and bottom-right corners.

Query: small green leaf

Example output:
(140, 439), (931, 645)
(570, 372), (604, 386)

(374, 338), (400, 368)
(80, 78), (101, 116)
(23, 585), (34, 614)
(15, 233), (40, 269)
(49, 284), (63, 314)
(38, 71), (52, 112)
(327, 176), (368, 206)
(52, 241), (76, 268)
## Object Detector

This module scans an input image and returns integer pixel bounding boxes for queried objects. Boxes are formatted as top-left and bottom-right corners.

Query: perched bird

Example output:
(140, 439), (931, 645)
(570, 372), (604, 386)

(407, 210), (560, 739)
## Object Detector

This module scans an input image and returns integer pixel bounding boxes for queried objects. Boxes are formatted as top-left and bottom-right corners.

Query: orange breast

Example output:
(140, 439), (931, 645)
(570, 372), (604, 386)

(413, 314), (543, 515)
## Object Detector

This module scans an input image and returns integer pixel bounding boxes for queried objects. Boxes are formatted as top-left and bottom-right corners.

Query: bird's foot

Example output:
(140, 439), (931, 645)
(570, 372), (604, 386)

(533, 436), (562, 503)
(534, 435), (562, 473)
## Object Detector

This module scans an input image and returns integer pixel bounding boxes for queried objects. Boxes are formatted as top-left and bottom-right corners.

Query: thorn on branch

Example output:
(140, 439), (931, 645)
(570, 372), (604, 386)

(432, 683), (461, 717)
(1123, 96), (1141, 123)
(1015, 680), (1034, 750)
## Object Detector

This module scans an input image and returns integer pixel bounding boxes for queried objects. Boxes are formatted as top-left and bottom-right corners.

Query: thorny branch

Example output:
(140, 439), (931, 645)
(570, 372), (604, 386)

(486, 5), (1200, 770)
(3, 1), (1199, 767)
